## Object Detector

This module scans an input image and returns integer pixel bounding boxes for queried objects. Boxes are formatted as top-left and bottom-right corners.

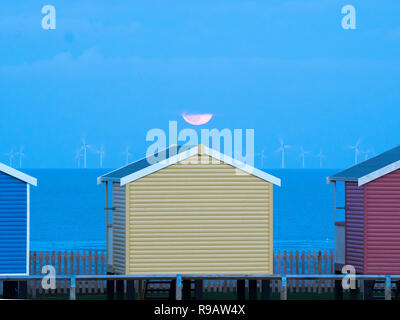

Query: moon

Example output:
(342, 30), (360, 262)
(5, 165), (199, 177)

(182, 113), (213, 126)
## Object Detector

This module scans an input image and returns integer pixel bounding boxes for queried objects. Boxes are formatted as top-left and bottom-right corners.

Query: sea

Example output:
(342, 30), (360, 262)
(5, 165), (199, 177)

(24, 169), (345, 252)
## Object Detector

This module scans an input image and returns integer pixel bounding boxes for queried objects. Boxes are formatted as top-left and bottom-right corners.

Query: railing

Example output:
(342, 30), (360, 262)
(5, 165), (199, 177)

(0, 250), (338, 295)
(1, 274), (398, 300)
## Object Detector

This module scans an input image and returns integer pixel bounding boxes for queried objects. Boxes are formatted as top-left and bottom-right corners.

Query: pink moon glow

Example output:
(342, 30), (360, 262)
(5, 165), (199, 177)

(182, 113), (213, 125)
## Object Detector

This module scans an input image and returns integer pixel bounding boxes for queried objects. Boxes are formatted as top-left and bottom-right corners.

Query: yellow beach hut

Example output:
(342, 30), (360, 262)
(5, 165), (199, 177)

(98, 144), (281, 278)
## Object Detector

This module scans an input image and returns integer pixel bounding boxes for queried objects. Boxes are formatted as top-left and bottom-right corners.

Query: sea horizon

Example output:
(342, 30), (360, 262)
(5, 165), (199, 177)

(23, 168), (343, 252)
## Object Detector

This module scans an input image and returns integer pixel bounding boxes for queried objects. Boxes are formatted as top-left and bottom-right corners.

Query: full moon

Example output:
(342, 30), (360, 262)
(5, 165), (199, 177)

(182, 113), (213, 125)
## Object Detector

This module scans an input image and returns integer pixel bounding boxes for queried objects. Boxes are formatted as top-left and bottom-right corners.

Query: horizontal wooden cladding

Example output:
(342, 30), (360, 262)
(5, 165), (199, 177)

(0, 172), (28, 274)
(126, 156), (273, 274)
(364, 169), (400, 274)
(345, 182), (364, 273)
(112, 183), (126, 274)
(128, 267), (270, 274)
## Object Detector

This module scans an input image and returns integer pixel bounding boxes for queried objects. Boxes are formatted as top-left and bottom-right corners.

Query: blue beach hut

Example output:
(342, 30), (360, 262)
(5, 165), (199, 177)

(0, 162), (37, 276)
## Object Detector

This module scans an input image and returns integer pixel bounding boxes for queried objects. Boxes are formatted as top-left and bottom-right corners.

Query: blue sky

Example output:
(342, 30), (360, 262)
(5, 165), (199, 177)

(0, 0), (400, 168)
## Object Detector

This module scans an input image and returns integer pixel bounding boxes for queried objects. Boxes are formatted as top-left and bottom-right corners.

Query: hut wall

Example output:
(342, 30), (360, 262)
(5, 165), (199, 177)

(345, 181), (365, 273)
(364, 168), (400, 274)
(125, 154), (273, 274)
(0, 171), (28, 275)
(112, 182), (126, 274)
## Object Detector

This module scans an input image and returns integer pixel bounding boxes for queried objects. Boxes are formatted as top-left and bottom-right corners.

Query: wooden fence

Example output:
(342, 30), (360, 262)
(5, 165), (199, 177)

(0, 250), (339, 295)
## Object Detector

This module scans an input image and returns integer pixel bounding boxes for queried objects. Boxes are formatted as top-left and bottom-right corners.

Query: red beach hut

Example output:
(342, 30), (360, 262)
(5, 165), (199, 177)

(328, 145), (400, 275)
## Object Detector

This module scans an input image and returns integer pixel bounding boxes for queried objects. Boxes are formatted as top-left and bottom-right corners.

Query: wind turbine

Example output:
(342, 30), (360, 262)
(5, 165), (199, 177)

(276, 139), (290, 169)
(316, 148), (326, 168)
(122, 145), (131, 165)
(346, 139), (361, 165)
(5, 148), (15, 167)
(16, 146), (25, 168)
(75, 148), (82, 168)
(256, 149), (266, 168)
(299, 146), (310, 169)
(79, 138), (92, 169)
(363, 148), (374, 161)
(93, 145), (105, 168)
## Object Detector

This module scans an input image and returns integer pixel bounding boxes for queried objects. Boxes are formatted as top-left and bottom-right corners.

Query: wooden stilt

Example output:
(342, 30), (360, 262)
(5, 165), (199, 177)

(350, 280), (359, 300)
(363, 280), (374, 300)
(176, 276), (182, 300)
(116, 279), (124, 300)
(249, 280), (257, 300)
(334, 271), (343, 300)
(106, 272), (114, 300)
(194, 280), (203, 300)
(18, 281), (28, 299)
(182, 280), (192, 300)
(237, 280), (245, 300)
(126, 280), (135, 300)
(261, 280), (270, 300)
(169, 279), (176, 300)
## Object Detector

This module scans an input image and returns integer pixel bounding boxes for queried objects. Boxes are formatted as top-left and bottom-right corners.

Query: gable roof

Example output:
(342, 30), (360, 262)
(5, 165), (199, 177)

(327, 145), (400, 186)
(0, 162), (37, 186)
(98, 144), (281, 186)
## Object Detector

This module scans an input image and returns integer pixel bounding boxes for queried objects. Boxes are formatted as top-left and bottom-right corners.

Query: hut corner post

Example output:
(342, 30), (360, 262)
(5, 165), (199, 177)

(105, 182), (113, 269)
(106, 182), (109, 266)
(334, 181), (337, 223)
(105, 181), (116, 300)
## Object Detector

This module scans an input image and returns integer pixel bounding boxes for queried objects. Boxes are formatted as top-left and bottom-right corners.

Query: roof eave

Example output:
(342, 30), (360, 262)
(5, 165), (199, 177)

(358, 159), (400, 186)
(120, 146), (199, 186)
(97, 176), (121, 185)
(327, 176), (358, 184)
(0, 163), (37, 186)
(202, 145), (281, 186)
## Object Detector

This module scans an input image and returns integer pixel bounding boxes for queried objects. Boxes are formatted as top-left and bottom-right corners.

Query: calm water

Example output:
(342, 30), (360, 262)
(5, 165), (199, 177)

(24, 169), (343, 252)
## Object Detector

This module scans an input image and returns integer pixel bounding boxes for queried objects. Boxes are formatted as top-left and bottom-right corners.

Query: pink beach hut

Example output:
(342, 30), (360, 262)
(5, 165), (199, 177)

(328, 145), (400, 275)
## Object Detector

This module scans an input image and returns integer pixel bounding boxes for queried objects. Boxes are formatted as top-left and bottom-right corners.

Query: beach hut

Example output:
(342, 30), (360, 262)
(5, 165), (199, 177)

(328, 145), (400, 276)
(0, 163), (37, 298)
(98, 144), (280, 299)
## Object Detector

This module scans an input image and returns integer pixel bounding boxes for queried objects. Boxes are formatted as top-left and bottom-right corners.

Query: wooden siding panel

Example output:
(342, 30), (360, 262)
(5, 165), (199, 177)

(365, 169), (400, 274)
(112, 183), (125, 274)
(0, 171), (27, 275)
(126, 155), (273, 274)
(345, 182), (364, 273)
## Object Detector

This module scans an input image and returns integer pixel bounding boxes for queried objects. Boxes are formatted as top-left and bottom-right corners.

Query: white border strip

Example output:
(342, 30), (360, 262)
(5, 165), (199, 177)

(358, 160), (400, 186)
(202, 146), (281, 186)
(0, 162), (37, 186)
(120, 146), (199, 186)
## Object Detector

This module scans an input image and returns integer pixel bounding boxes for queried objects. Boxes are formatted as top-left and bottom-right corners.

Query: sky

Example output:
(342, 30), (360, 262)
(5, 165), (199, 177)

(0, 0), (400, 169)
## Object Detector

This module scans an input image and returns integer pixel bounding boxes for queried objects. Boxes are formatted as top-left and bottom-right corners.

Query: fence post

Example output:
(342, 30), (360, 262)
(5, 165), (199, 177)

(70, 276), (76, 300)
(176, 275), (182, 300)
(385, 275), (391, 300)
(281, 276), (287, 300)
